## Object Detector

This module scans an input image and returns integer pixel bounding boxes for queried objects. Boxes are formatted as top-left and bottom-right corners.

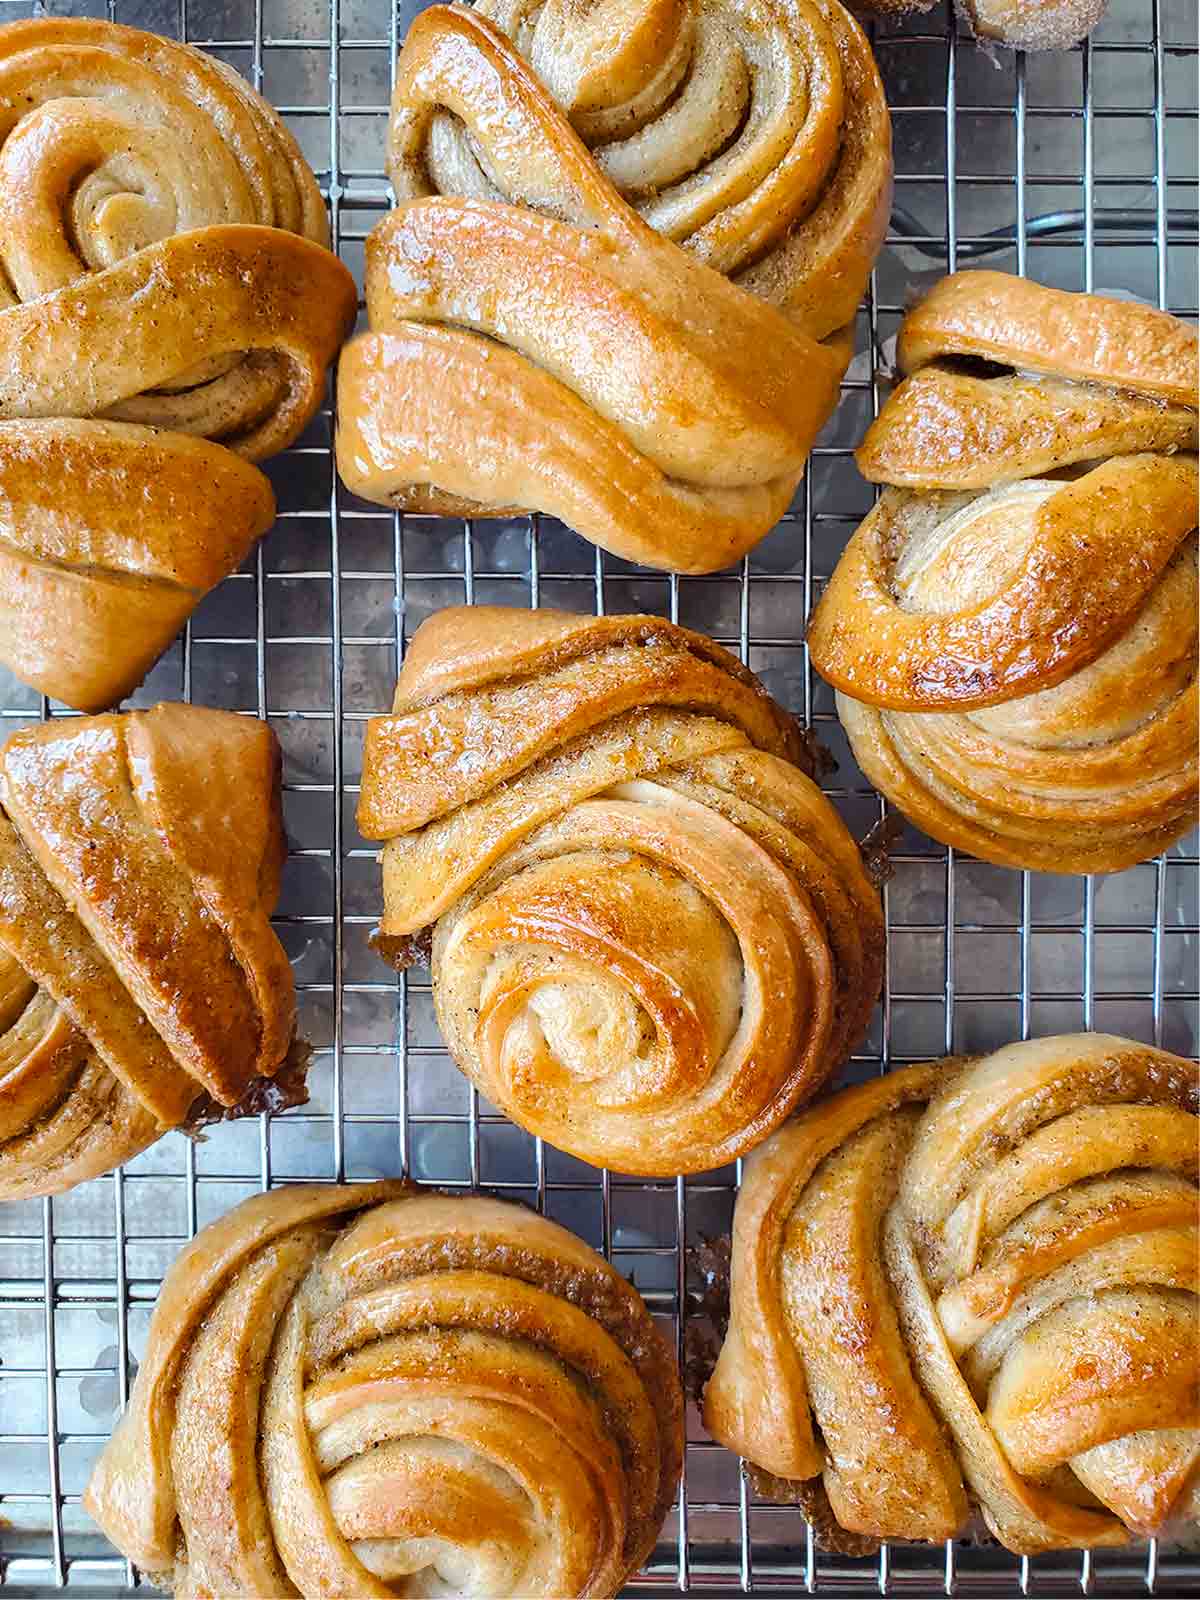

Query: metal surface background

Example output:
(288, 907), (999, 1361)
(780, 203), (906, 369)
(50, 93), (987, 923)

(0, 0), (1197, 1591)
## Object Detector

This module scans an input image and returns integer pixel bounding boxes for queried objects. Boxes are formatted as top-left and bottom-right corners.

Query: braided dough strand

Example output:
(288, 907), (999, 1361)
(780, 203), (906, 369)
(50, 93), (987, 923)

(895, 272), (1199, 406)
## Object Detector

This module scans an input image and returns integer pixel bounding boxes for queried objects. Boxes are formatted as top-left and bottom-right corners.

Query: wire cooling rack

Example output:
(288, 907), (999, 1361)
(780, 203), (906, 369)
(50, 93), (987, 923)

(0, 0), (1198, 1592)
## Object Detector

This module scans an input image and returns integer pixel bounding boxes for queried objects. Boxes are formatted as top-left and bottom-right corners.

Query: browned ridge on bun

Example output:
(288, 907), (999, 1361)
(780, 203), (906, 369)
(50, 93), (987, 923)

(84, 1182), (684, 1599)
(335, 2), (891, 575)
(807, 270), (1199, 874)
(357, 605), (884, 1176)
(705, 1033), (1200, 1555)
(0, 18), (357, 711)
(0, 704), (297, 1199)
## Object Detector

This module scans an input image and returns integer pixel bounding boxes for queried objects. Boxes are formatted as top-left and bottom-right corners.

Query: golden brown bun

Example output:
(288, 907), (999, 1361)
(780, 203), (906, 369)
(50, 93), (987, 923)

(705, 1033), (1200, 1555)
(0, 18), (358, 710)
(84, 1182), (684, 1599)
(0, 703), (296, 1199)
(336, 5), (890, 575)
(807, 272), (1199, 873)
(405, 0), (893, 338)
(893, 272), (1199, 408)
(957, 0), (1108, 50)
(848, 0), (1106, 48)
(0, 421), (275, 713)
(357, 605), (883, 1175)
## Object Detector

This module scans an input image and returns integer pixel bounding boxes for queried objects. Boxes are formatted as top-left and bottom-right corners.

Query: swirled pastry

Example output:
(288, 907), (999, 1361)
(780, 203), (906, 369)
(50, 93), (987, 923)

(336, 4), (890, 575)
(808, 272), (1199, 874)
(0, 704), (296, 1199)
(357, 606), (884, 1175)
(85, 1182), (684, 1598)
(705, 1033), (1200, 1555)
(404, 0), (892, 339)
(0, 18), (357, 710)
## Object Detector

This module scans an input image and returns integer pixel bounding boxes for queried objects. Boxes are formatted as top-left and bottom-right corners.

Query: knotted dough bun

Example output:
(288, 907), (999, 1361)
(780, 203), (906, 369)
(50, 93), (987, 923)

(357, 605), (884, 1175)
(85, 1182), (685, 1599)
(0, 704), (296, 1199)
(808, 272), (1199, 873)
(706, 1033), (1200, 1554)
(0, 19), (356, 709)
(336, 4), (890, 574)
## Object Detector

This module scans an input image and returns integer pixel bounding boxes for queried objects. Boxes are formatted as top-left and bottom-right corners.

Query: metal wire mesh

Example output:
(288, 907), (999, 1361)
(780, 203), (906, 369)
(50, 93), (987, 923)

(0, 0), (1197, 1591)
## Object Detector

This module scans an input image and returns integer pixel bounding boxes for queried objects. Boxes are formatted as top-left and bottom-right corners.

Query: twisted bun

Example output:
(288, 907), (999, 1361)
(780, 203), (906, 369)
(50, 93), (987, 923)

(401, 0), (892, 339)
(358, 606), (883, 1175)
(336, 5), (888, 575)
(0, 704), (295, 1199)
(85, 1182), (684, 1599)
(0, 19), (357, 709)
(808, 272), (1199, 874)
(705, 1033), (1200, 1554)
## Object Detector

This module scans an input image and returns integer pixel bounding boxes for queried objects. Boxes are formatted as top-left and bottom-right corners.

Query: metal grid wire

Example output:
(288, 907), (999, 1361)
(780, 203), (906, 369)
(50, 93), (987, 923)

(0, 0), (1197, 1590)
